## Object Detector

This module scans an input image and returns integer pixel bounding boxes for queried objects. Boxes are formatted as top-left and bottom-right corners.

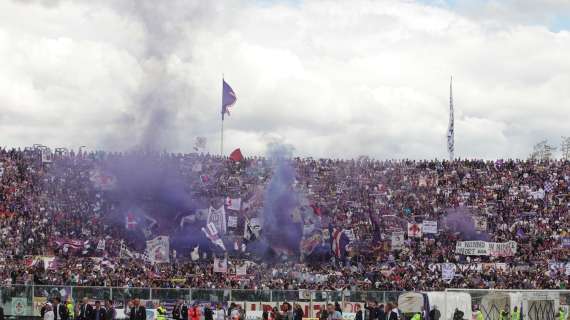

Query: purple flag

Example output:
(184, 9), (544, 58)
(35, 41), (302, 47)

(222, 79), (237, 120)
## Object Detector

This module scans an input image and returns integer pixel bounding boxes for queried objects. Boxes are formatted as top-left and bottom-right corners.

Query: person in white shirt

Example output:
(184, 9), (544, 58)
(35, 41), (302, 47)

(44, 304), (55, 320)
(214, 304), (226, 320)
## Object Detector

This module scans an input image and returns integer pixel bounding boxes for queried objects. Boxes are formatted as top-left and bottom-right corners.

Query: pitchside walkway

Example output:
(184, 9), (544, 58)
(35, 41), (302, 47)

(0, 286), (569, 320)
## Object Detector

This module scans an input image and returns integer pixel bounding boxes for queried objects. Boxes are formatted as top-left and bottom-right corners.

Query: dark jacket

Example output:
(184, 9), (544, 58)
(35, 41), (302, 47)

(204, 307), (214, 320)
(0, 306), (4, 320)
(294, 308), (304, 320)
(53, 303), (69, 320)
(91, 307), (106, 320)
(105, 307), (116, 320)
(377, 309), (386, 320)
(429, 309), (441, 320)
(173, 305), (181, 320)
(355, 310), (363, 320)
(130, 306), (147, 320)
(365, 305), (378, 320)
(181, 305), (189, 320)
(79, 304), (94, 320)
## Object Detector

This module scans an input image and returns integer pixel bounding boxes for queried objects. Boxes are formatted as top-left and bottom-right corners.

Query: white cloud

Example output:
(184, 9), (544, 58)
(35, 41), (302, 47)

(0, 0), (569, 159)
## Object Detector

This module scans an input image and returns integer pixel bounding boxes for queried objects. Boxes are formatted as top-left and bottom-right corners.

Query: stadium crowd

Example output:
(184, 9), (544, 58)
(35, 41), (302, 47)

(0, 147), (569, 291)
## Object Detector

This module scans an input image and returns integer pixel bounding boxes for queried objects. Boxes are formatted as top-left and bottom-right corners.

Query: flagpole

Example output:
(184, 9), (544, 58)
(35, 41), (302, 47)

(221, 76), (224, 156)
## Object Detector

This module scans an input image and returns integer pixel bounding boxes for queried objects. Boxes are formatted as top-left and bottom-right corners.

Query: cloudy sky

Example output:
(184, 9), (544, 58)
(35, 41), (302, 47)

(0, 0), (569, 159)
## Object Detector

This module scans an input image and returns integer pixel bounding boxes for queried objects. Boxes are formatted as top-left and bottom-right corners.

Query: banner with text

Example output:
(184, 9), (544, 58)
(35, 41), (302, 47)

(455, 240), (517, 256)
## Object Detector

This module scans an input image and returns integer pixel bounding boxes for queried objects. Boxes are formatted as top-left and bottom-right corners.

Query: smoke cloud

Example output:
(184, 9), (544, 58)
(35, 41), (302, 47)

(444, 207), (490, 241)
(111, 0), (199, 151)
(101, 153), (208, 252)
(258, 142), (303, 256)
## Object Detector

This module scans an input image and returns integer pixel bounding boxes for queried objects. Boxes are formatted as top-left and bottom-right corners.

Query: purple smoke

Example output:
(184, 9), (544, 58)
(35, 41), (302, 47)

(259, 143), (303, 256)
(444, 207), (490, 241)
(100, 153), (209, 252)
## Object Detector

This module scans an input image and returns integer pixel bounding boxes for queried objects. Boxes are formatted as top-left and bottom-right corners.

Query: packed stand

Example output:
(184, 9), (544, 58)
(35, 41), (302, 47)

(0, 147), (569, 291)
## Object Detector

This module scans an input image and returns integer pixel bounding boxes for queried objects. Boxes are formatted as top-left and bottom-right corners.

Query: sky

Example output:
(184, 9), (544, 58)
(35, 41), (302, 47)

(0, 0), (569, 160)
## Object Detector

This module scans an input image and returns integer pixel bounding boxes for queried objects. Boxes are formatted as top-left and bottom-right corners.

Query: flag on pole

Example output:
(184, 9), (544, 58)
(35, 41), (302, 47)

(146, 236), (170, 264)
(222, 79), (237, 120)
(202, 223), (227, 251)
(328, 225), (350, 259)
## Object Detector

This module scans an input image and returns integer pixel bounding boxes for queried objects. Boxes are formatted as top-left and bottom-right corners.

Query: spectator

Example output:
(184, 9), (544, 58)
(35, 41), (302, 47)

(45, 304), (55, 320)
(172, 301), (182, 320)
(293, 304), (304, 320)
(204, 305), (214, 320)
(52, 297), (69, 320)
(214, 304), (226, 320)
(326, 304), (341, 320)
(78, 298), (93, 320)
(129, 299), (146, 320)
(104, 300), (116, 320)
(91, 301), (105, 320)
(429, 306), (441, 320)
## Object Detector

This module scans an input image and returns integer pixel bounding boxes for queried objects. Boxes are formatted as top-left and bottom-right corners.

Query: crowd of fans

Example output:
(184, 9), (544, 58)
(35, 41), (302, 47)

(0, 147), (568, 291)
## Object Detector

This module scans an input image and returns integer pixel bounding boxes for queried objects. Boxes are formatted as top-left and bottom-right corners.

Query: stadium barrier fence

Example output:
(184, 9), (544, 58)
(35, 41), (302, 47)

(1, 285), (569, 320)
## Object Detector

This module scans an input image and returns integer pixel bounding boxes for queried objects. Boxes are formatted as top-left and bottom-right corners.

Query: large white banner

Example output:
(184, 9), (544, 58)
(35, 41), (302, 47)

(455, 240), (517, 256)
(422, 220), (438, 234)
(207, 206), (227, 233)
(146, 236), (170, 263)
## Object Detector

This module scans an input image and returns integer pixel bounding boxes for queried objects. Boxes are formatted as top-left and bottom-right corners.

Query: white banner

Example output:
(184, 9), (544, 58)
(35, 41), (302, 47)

(207, 206), (227, 233)
(226, 197), (242, 211)
(214, 257), (228, 273)
(146, 236), (170, 263)
(12, 297), (27, 315)
(245, 311), (264, 320)
(441, 263), (455, 281)
(391, 231), (405, 251)
(407, 223), (422, 238)
(422, 220), (438, 234)
(236, 263), (247, 276)
(473, 216), (488, 231)
(548, 262), (570, 276)
(299, 289), (316, 300)
(455, 241), (517, 256)
(227, 216), (238, 228)
(97, 239), (106, 251)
